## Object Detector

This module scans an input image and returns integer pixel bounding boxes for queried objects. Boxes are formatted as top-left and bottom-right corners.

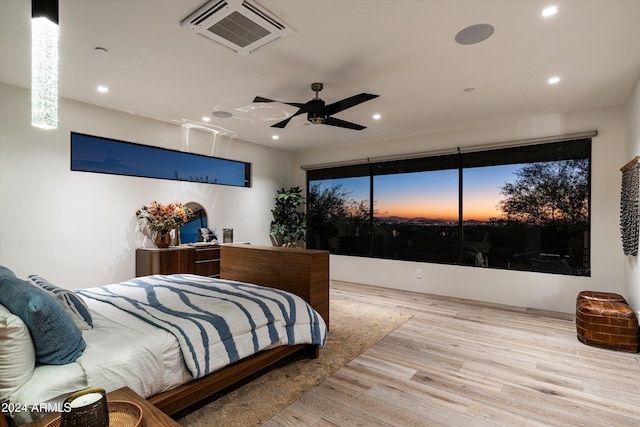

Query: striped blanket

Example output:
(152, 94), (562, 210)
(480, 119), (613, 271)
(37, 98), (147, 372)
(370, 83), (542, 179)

(78, 274), (327, 378)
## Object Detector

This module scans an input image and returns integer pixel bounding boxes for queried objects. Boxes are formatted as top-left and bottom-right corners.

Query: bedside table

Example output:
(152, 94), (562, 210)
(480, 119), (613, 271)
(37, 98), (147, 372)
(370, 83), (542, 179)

(23, 387), (180, 427)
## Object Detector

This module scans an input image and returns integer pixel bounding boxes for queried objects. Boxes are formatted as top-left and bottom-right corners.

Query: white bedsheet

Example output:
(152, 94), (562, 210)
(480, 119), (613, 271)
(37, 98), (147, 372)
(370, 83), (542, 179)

(78, 275), (327, 379)
(76, 296), (192, 396)
(9, 296), (190, 425)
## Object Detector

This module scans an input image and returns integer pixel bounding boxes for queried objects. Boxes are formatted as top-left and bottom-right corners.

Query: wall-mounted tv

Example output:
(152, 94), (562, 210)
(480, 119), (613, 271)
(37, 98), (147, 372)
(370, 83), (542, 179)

(70, 132), (251, 187)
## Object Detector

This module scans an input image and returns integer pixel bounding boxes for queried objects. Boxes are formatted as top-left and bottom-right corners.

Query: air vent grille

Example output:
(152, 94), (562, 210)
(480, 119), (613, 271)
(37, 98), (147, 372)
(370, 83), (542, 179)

(207, 11), (270, 48)
(181, 0), (294, 55)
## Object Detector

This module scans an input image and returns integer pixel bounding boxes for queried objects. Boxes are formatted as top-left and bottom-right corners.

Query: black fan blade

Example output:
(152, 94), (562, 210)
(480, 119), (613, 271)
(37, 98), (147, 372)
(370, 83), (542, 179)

(324, 93), (379, 116)
(324, 116), (366, 131)
(253, 96), (277, 103)
(271, 108), (308, 128)
(253, 96), (306, 109)
(272, 115), (296, 128)
(254, 96), (309, 128)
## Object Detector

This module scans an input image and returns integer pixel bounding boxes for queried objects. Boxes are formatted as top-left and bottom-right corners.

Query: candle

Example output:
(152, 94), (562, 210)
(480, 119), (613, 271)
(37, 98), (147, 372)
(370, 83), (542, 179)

(68, 392), (103, 408)
(61, 388), (109, 427)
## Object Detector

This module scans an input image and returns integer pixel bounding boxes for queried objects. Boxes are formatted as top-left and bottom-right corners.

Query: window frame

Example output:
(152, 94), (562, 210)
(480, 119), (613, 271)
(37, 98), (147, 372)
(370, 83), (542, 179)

(71, 132), (251, 187)
(306, 138), (591, 276)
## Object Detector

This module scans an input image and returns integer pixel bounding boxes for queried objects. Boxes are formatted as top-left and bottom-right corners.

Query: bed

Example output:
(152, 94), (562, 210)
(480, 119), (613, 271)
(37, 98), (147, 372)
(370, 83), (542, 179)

(0, 245), (329, 426)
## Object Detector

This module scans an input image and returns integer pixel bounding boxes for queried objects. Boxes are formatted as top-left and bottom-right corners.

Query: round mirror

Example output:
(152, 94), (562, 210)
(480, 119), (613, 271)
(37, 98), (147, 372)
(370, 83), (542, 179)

(181, 202), (208, 244)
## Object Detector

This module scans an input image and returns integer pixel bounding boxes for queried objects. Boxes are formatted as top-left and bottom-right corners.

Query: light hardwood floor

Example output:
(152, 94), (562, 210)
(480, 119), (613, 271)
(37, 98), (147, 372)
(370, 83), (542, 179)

(267, 281), (640, 427)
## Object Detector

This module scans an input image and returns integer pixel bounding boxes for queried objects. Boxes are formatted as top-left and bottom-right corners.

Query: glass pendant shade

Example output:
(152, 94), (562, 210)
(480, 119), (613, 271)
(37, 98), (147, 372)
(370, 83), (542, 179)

(31, 1), (59, 129)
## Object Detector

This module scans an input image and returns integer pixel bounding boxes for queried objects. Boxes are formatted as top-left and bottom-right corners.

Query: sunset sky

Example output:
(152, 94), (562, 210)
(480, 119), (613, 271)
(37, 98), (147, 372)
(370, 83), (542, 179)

(311, 164), (524, 222)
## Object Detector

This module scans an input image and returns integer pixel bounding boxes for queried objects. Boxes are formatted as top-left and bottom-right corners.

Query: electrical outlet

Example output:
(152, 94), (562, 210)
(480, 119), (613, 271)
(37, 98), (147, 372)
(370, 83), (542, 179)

(416, 268), (422, 279)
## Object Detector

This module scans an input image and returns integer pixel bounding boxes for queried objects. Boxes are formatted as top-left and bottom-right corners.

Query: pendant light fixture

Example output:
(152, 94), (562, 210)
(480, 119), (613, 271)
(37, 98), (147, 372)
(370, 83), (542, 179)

(31, 0), (59, 129)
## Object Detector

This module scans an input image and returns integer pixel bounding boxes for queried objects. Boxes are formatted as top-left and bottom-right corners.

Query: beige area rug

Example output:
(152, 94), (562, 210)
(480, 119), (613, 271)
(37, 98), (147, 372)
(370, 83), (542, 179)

(176, 299), (412, 427)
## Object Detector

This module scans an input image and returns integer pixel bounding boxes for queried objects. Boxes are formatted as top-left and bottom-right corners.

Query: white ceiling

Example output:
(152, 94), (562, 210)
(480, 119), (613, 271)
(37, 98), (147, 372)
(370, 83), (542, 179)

(1, 0), (640, 152)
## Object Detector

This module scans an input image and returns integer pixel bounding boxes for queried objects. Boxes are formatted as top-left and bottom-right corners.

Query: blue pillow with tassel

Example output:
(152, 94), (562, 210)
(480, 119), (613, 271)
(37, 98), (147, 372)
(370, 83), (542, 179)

(28, 275), (93, 330)
(0, 266), (86, 364)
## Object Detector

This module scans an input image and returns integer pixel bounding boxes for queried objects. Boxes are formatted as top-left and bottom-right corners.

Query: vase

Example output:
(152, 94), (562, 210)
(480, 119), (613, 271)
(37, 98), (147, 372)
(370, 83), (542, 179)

(155, 230), (172, 248)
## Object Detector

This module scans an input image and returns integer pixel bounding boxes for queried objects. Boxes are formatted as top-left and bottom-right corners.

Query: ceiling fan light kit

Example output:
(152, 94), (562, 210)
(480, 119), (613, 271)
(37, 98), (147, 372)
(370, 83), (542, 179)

(253, 82), (379, 130)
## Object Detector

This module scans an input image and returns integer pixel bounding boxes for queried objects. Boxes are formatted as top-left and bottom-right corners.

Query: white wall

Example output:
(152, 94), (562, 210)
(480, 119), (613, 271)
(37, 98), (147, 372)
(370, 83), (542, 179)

(624, 75), (640, 314)
(0, 83), (292, 288)
(292, 105), (629, 314)
(2, 79), (634, 314)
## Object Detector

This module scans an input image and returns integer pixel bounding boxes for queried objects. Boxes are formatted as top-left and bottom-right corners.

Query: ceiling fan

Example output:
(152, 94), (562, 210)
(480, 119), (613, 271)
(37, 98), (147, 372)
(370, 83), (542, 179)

(253, 82), (379, 130)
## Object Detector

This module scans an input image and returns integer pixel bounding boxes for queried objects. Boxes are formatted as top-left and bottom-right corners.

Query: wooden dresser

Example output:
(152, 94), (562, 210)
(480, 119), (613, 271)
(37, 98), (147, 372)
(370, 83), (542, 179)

(136, 245), (220, 277)
(220, 244), (330, 328)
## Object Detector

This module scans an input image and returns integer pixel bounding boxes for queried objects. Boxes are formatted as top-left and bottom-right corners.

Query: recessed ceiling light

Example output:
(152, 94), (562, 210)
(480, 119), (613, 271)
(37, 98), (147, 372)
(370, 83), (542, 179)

(548, 76), (560, 84)
(202, 116), (211, 122)
(455, 23), (495, 45)
(542, 6), (558, 17)
(94, 46), (108, 53)
(372, 113), (381, 120)
(464, 87), (475, 93)
(212, 110), (233, 118)
(97, 86), (109, 93)
(272, 135), (279, 140)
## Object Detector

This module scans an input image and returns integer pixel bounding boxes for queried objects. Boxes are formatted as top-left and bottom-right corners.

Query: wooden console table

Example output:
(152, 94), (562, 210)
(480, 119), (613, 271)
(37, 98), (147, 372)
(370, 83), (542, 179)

(22, 387), (180, 427)
(220, 244), (330, 327)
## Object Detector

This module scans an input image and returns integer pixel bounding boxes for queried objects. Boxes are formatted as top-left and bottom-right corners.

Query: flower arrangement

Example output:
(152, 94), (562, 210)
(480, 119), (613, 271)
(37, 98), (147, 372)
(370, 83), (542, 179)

(136, 201), (193, 233)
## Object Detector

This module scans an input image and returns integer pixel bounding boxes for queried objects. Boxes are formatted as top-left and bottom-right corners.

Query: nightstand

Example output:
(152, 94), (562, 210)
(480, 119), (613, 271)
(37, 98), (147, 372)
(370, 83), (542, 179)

(23, 387), (180, 427)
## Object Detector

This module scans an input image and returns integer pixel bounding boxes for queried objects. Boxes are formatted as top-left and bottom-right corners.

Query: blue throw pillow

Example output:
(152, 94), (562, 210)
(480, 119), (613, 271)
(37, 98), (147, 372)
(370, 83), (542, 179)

(0, 265), (17, 281)
(28, 275), (93, 330)
(0, 266), (86, 365)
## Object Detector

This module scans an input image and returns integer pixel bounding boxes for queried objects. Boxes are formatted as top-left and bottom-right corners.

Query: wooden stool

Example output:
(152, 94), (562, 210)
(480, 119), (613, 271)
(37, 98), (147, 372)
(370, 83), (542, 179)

(575, 295), (639, 353)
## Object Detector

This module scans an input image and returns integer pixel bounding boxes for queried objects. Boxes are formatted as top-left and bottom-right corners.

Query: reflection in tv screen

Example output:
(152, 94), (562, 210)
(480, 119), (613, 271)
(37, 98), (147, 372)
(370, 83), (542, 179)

(71, 132), (250, 187)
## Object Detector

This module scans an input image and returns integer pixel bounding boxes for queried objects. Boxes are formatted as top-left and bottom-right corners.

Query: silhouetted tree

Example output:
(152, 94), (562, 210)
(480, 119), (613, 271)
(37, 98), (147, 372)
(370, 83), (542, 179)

(498, 159), (589, 225)
(307, 183), (350, 249)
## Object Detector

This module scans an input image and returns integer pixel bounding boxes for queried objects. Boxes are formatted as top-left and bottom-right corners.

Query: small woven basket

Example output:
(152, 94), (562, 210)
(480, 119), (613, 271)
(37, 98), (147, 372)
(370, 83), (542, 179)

(105, 401), (143, 427)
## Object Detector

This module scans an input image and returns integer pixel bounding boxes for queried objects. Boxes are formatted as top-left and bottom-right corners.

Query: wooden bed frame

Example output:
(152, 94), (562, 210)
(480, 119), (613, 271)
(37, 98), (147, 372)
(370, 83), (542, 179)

(147, 244), (330, 416)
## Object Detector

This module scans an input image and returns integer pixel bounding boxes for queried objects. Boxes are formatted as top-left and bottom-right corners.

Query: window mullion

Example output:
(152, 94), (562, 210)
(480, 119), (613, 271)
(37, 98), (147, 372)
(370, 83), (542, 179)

(369, 165), (374, 256)
(458, 150), (464, 265)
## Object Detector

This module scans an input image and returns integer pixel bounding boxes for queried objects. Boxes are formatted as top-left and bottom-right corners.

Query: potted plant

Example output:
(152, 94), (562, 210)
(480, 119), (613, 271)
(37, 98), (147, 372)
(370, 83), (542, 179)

(270, 186), (307, 248)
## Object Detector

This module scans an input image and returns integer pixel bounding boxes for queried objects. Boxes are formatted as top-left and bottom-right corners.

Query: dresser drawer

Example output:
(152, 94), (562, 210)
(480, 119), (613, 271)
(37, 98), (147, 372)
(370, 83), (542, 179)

(194, 247), (220, 277)
(136, 246), (220, 278)
(194, 247), (220, 262)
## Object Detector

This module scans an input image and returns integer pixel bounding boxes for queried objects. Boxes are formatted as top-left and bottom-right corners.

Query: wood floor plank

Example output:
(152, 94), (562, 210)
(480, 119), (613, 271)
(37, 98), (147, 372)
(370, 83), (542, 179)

(349, 353), (418, 381)
(266, 281), (640, 427)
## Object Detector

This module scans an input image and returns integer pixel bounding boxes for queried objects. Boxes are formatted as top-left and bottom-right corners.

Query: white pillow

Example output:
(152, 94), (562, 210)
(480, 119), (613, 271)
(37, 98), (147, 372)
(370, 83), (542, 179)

(0, 304), (36, 401)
